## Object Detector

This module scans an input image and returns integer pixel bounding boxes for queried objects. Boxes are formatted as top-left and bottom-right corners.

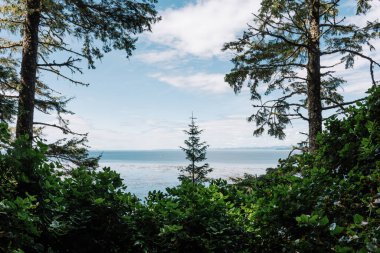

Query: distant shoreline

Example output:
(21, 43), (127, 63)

(90, 146), (292, 152)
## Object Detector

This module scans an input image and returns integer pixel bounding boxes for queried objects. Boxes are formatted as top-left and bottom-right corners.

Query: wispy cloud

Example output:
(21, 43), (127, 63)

(142, 0), (379, 96)
(136, 50), (183, 64)
(136, 0), (260, 93)
(345, 0), (380, 27)
(151, 72), (229, 93)
(142, 0), (260, 61)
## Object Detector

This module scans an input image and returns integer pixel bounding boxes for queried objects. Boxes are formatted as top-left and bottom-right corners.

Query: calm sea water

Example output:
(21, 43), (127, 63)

(90, 149), (290, 199)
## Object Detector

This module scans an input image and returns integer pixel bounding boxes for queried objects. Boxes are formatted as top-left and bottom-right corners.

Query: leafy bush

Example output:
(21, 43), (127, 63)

(0, 87), (378, 252)
(0, 123), (45, 252)
(144, 180), (254, 252)
(234, 87), (380, 252)
(0, 124), (145, 252)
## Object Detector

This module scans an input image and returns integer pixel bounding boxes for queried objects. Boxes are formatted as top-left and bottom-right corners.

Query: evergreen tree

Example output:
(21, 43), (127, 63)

(0, 0), (159, 166)
(223, 0), (379, 152)
(179, 114), (212, 184)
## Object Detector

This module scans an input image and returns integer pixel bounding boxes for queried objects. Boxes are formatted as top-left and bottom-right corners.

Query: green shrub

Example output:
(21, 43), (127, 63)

(0, 87), (378, 252)
(144, 180), (254, 252)
(234, 87), (380, 252)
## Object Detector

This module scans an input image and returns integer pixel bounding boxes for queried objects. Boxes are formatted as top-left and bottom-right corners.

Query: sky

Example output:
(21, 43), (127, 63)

(37, 0), (380, 150)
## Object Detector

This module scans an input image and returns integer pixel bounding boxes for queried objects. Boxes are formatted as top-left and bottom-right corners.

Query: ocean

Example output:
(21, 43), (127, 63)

(90, 149), (290, 199)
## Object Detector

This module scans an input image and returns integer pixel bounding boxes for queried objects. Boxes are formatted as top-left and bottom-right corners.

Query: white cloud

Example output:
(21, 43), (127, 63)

(145, 0), (260, 59)
(345, 0), (380, 27)
(144, 0), (298, 95)
(152, 72), (229, 93)
(136, 50), (183, 64)
(142, 0), (379, 96)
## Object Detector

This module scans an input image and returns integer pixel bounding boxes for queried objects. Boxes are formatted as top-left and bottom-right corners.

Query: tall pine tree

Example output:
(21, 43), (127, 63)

(179, 114), (212, 184)
(223, 0), (379, 152)
(0, 0), (159, 196)
(0, 0), (159, 166)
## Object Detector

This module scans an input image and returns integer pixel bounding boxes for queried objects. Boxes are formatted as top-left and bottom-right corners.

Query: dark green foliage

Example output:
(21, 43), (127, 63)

(0, 87), (378, 252)
(0, 123), (46, 252)
(179, 115), (212, 184)
(48, 167), (144, 253)
(144, 181), (254, 252)
(0, 124), (143, 252)
(233, 86), (380, 252)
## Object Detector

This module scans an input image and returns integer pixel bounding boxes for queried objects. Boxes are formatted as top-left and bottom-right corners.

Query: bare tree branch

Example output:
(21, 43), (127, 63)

(34, 121), (87, 136)
(322, 97), (366, 110)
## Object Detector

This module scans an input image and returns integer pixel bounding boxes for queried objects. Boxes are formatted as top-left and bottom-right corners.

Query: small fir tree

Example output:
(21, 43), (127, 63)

(179, 114), (212, 184)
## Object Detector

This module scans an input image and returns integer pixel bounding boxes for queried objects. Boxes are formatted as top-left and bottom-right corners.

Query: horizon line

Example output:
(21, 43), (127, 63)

(89, 146), (293, 152)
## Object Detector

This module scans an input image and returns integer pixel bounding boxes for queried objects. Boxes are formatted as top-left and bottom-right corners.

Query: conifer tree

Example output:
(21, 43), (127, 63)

(179, 114), (212, 184)
(0, 0), (159, 166)
(223, 0), (379, 152)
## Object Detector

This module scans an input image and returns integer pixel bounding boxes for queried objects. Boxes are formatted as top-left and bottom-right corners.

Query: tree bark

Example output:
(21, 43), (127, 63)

(307, 0), (322, 152)
(16, 0), (41, 145)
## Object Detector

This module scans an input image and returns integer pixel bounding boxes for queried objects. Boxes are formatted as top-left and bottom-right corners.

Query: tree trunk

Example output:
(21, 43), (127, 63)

(15, 0), (41, 197)
(307, 0), (322, 152)
(16, 0), (41, 145)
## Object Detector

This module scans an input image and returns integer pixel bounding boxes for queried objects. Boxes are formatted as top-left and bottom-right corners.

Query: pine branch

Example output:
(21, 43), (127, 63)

(0, 42), (22, 50)
(322, 97), (366, 110)
(37, 57), (82, 69)
(321, 49), (380, 86)
(38, 67), (89, 86)
(34, 122), (87, 136)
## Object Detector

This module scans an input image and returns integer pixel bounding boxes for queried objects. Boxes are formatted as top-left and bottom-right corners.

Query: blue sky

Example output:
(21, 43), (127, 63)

(37, 0), (380, 150)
